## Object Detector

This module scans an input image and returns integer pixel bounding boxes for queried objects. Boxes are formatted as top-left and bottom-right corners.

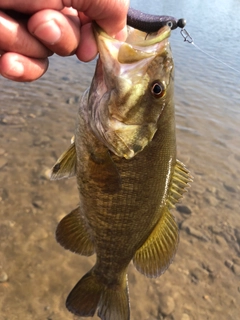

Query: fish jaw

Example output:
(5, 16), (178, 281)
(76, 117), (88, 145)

(89, 24), (174, 159)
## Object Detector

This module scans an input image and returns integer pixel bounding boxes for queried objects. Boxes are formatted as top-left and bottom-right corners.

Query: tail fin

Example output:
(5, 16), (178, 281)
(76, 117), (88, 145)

(97, 277), (130, 320)
(66, 268), (130, 320)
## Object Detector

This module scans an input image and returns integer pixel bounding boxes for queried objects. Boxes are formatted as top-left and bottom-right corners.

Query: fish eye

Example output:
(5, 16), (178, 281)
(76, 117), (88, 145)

(167, 21), (173, 28)
(151, 81), (165, 98)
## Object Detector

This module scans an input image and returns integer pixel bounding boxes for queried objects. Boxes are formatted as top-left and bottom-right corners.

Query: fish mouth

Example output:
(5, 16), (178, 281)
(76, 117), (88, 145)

(93, 22), (171, 65)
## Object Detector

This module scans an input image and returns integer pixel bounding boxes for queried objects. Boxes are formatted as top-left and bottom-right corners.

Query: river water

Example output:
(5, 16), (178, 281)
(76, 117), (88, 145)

(0, 0), (239, 319)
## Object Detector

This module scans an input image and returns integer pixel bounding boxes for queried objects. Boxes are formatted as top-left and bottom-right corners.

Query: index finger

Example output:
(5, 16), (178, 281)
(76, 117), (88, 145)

(0, 0), (64, 13)
(75, 0), (129, 36)
(0, 0), (129, 36)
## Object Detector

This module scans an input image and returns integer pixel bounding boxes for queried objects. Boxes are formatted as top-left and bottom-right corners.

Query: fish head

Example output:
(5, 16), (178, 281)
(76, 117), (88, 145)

(88, 23), (174, 159)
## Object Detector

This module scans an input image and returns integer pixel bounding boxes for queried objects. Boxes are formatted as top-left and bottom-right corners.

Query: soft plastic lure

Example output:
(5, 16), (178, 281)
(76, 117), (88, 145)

(127, 7), (186, 32)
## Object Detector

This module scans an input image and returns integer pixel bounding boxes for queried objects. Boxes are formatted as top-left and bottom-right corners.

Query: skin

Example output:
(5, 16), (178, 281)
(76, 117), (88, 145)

(0, 0), (129, 81)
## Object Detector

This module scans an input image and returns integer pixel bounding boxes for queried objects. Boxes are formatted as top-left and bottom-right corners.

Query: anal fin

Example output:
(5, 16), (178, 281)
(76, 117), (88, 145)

(133, 207), (179, 278)
(50, 141), (77, 180)
(56, 207), (95, 256)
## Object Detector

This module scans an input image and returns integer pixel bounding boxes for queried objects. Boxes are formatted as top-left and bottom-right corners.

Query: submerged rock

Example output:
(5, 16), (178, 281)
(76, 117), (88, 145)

(0, 115), (26, 125)
(235, 229), (240, 245)
(181, 314), (190, 320)
(182, 222), (209, 242)
(158, 295), (175, 316)
(225, 260), (234, 269)
(223, 183), (236, 193)
(0, 158), (7, 169)
(233, 257), (240, 266)
(0, 188), (8, 201)
(190, 267), (209, 282)
(176, 205), (192, 215)
(205, 195), (219, 206)
(233, 264), (240, 277)
(0, 269), (8, 282)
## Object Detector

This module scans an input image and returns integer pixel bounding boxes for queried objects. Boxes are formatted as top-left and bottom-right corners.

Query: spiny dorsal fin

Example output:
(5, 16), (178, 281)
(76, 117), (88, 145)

(56, 207), (95, 256)
(166, 159), (193, 209)
(50, 142), (77, 180)
(133, 207), (179, 278)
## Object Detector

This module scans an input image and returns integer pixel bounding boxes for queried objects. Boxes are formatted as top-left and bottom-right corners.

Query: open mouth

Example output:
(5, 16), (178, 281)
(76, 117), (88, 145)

(93, 23), (171, 64)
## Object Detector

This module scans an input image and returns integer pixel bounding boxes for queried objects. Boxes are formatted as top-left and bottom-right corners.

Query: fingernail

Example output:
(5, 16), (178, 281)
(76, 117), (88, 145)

(115, 26), (128, 41)
(33, 20), (61, 45)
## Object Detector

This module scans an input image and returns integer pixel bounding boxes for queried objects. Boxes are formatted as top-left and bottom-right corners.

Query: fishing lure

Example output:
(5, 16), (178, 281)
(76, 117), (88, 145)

(127, 7), (186, 32)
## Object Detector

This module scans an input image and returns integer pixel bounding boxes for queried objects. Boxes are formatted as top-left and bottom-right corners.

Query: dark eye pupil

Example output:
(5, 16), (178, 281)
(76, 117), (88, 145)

(151, 82), (165, 98)
(153, 84), (162, 94)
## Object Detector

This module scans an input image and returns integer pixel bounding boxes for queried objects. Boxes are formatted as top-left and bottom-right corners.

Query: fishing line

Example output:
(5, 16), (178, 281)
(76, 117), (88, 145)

(180, 28), (240, 75)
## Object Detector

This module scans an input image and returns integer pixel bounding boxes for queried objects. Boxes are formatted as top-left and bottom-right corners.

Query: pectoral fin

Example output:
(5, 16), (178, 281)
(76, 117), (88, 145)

(133, 207), (179, 278)
(50, 142), (77, 180)
(88, 150), (121, 194)
(56, 207), (95, 256)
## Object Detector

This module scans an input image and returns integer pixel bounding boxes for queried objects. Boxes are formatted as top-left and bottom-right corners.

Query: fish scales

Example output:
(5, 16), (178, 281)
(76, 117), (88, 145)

(76, 91), (174, 262)
(50, 23), (192, 320)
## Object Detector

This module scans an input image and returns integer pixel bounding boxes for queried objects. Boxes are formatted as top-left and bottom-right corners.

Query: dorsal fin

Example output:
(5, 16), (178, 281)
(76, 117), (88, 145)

(166, 159), (193, 209)
(50, 142), (77, 180)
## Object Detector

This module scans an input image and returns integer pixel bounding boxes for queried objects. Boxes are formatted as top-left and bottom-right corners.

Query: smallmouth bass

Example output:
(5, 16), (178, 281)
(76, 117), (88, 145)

(50, 23), (192, 320)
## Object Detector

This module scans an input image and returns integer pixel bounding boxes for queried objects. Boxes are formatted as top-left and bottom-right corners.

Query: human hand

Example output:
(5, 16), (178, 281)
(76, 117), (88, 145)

(0, 0), (129, 81)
